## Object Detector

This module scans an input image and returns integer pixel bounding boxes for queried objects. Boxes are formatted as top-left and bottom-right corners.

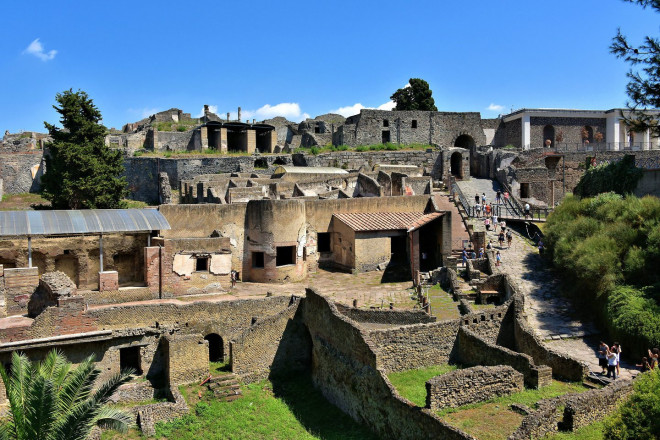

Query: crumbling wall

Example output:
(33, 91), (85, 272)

(335, 304), (436, 325)
(231, 297), (310, 382)
(0, 152), (44, 194)
(27, 271), (77, 317)
(164, 333), (209, 386)
(302, 289), (472, 440)
(426, 365), (523, 410)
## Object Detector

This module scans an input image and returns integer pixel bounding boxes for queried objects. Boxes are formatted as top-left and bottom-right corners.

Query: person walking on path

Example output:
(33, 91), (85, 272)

(524, 202), (531, 219)
(495, 251), (502, 266)
(492, 214), (498, 232)
(475, 202), (482, 218)
(481, 193), (486, 205)
(496, 190), (502, 205)
(613, 342), (622, 376)
(462, 248), (468, 268)
(475, 193), (480, 204)
(498, 232), (505, 248)
(506, 230), (513, 248)
(484, 217), (491, 231)
(598, 341), (609, 375)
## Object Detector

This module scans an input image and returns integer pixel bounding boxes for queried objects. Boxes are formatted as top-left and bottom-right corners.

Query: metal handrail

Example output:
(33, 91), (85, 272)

(522, 142), (659, 153)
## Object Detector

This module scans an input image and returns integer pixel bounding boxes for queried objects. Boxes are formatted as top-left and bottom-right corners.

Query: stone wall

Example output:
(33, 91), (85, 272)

(0, 152), (44, 194)
(335, 304), (436, 325)
(302, 289), (473, 440)
(164, 333), (209, 386)
(3, 267), (39, 316)
(509, 379), (633, 439)
(426, 365), (523, 410)
(230, 296), (310, 382)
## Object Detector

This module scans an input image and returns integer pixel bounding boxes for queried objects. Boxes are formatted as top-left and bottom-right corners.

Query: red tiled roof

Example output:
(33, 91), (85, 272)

(333, 212), (443, 232)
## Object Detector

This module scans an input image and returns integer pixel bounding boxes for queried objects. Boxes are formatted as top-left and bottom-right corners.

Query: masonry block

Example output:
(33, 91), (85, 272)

(99, 271), (119, 292)
(531, 365), (553, 388)
(164, 333), (209, 386)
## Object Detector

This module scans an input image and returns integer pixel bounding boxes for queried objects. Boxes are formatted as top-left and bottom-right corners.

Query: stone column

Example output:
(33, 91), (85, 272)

(521, 114), (531, 150)
(200, 126), (209, 150)
(606, 114), (621, 151)
(246, 129), (256, 154)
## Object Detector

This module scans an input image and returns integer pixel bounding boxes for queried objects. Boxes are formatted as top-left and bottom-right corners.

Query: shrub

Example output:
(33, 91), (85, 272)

(310, 147), (320, 155)
(604, 369), (660, 439)
(574, 155), (643, 198)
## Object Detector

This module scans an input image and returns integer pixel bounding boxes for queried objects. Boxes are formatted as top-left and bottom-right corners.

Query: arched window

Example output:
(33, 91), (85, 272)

(543, 125), (555, 148)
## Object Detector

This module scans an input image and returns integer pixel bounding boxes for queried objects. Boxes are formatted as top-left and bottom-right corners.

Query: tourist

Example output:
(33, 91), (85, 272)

(475, 193), (480, 204)
(495, 251), (502, 266)
(537, 240), (544, 255)
(636, 357), (651, 373)
(471, 250), (477, 260)
(479, 247), (484, 259)
(606, 348), (618, 379)
(506, 230), (513, 248)
(504, 191), (509, 203)
(481, 192), (486, 205)
(475, 202), (482, 218)
(649, 347), (659, 370)
(486, 240), (493, 250)
(524, 202), (531, 219)
(611, 343), (621, 377)
(492, 214), (499, 232)
(462, 248), (468, 267)
(598, 341), (609, 375)
(484, 217), (491, 231)
(496, 190), (502, 204)
(500, 220), (507, 234)
(485, 203), (491, 217)
(498, 232), (505, 248)
(230, 270), (238, 288)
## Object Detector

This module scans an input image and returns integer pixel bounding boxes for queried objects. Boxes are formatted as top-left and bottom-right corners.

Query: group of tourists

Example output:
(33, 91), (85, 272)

(474, 192), (508, 218)
(637, 347), (659, 373)
(598, 341), (623, 379)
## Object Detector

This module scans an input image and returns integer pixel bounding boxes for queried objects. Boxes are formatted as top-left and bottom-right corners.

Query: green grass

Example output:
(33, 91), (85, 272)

(387, 364), (459, 407)
(439, 381), (592, 440)
(151, 375), (378, 440)
(548, 421), (605, 439)
(122, 199), (149, 209)
(426, 284), (462, 320)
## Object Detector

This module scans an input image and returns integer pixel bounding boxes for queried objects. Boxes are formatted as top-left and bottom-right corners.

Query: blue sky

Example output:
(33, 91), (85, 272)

(0, 0), (657, 132)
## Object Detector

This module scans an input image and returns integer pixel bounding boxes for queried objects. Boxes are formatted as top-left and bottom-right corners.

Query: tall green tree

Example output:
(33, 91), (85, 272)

(0, 350), (134, 440)
(611, 0), (660, 136)
(41, 90), (127, 209)
(390, 78), (438, 111)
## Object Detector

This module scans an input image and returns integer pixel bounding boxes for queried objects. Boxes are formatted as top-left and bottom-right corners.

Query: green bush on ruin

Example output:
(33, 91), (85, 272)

(545, 193), (660, 354)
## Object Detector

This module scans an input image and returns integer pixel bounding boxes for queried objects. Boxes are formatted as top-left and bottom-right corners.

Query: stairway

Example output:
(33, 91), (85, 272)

(206, 373), (243, 402)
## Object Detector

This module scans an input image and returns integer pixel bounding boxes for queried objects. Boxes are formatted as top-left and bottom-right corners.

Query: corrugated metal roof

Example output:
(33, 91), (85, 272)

(273, 166), (349, 175)
(0, 209), (171, 237)
(333, 212), (443, 232)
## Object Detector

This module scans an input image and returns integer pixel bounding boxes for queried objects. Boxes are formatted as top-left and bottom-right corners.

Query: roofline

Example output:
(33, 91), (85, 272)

(502, 108), (660, 122)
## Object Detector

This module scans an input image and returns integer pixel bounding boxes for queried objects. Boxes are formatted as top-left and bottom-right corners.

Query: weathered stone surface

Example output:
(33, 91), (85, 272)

(426, 365), (523, 410)
(27, 271), (76, 318)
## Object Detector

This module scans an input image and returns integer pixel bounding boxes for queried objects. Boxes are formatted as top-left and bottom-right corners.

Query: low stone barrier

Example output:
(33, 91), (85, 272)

(426, 365), (523, 410)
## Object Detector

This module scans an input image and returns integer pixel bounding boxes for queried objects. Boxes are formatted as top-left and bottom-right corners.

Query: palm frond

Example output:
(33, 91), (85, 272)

(92, 406), (134, 433)
(23, 374), (56, 440)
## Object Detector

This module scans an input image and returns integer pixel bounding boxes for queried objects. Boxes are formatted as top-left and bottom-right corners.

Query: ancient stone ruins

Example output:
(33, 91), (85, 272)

(1, 106), (658, 438)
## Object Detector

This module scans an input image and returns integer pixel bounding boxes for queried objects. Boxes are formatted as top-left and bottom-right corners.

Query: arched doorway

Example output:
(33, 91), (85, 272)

(205, 334), (224, 363)
(543, 125), (555, 148)
(454, 134), (476, 149)
(450, 152), (463, 179)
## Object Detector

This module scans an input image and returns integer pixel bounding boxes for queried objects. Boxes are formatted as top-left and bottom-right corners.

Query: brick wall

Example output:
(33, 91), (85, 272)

(3, 267), (39, 316)
(164, 333), (209, 386)
(231, 297), (310, 382)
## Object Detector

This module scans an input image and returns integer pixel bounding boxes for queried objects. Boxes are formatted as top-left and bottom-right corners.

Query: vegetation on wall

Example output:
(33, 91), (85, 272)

(573, 155), (643, 198)
(41, 89), (127, 209)
(545, 192), (660, 355)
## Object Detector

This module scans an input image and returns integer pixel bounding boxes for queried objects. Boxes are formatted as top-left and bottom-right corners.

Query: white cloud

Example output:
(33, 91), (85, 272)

(204, 102), (309, 122)
(486, 103), (504, 112)
(24, 38), (57, 61)
(330, 100), (396, 117)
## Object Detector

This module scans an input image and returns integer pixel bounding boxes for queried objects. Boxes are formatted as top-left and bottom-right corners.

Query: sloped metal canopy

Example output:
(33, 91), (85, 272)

(0, 209), (171, 237)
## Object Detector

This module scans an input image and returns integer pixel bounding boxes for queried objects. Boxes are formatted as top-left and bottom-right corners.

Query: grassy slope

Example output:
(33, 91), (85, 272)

(102, 374), (379, 440)
(387, 364), (459, 407)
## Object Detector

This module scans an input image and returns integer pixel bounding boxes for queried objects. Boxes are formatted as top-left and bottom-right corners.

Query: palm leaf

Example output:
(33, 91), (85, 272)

(23, 375), (56, 440)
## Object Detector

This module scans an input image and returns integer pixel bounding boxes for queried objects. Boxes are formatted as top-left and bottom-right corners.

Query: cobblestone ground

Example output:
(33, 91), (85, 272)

(488, 226), (636, 379)
(456, 177), (503, 209)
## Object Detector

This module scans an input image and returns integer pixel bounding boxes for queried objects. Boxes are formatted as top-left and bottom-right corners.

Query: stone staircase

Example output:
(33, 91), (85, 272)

(206, 373), (243, 402)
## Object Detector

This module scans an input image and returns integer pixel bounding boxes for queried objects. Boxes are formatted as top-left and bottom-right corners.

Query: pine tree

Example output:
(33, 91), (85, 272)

(41, 90), (127, 209)
(390, 78), (438, 111)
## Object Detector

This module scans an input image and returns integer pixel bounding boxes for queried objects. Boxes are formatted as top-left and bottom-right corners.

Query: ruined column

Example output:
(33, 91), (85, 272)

(227, 112), (230, 121)
(238, 107), (242, 122)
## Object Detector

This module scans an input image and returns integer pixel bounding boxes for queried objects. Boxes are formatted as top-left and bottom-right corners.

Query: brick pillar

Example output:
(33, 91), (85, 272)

(200, 126), (208, 150)
(144, 247), (160, 294)
(99, 271), (119, 292)
(246, 129), (256, 154)
(220, 127), (228, 153)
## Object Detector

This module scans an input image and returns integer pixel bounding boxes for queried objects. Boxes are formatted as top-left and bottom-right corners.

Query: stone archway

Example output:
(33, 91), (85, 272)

(204, 333), (224, 363)
(450, 152), (464, 179)
(454, 134), (476, 149)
